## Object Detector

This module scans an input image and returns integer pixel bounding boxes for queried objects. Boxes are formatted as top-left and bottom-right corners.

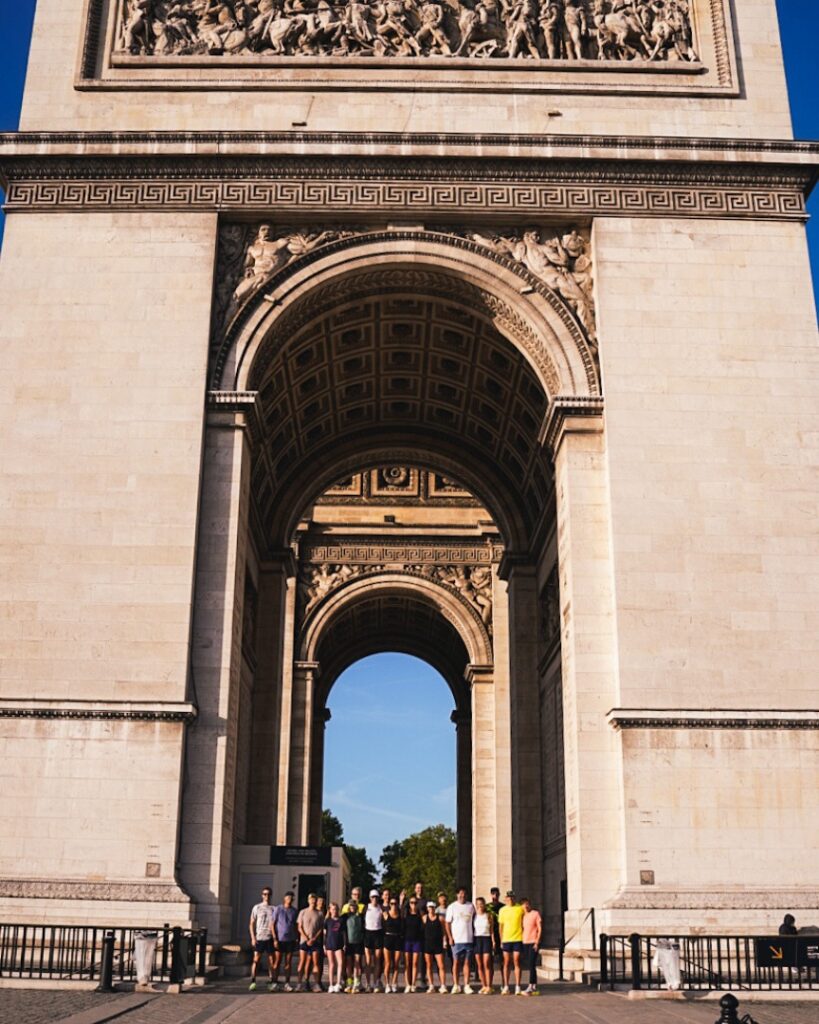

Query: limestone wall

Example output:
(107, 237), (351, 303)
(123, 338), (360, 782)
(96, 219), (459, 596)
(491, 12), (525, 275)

(18, 0), (794, 140)
(0, 212), (216, 921)
(595, 216), (819, 711)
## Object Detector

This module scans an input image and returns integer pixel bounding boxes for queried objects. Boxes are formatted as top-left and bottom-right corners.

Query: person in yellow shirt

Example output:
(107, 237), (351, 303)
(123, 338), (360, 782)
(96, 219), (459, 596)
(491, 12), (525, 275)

(497, 890), (526, 994)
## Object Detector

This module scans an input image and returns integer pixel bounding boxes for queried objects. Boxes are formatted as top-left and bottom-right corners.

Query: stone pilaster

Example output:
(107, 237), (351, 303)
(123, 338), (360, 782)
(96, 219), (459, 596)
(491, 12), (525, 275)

(450, 708), (473, 889)
(547, 403), (624, 946)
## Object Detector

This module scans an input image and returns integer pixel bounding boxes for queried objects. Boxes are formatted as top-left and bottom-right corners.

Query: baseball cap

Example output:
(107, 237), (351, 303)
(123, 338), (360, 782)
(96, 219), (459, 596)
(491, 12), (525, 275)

(369, 889), (379, 897)
(426, 901), (435, 908)
(506, 890), (515, 897)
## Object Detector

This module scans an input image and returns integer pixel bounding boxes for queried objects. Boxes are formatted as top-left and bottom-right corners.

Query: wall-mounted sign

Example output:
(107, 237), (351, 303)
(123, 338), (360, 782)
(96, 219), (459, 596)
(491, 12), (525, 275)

(270, 846), (332, 867)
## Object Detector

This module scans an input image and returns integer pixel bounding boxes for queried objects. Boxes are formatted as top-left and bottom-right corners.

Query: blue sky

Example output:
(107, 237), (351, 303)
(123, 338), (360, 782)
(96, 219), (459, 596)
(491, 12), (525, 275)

(324, 654), (456, 862)
(0, 4), (816, 863)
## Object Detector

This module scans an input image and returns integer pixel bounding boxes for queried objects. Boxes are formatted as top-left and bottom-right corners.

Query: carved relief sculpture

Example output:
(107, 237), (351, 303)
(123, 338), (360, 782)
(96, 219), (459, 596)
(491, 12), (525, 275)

(469, 227), (596, 341)
(298, 560), (494, 630)
(222, 222), (596, 345)
(115, 0), (698, 62)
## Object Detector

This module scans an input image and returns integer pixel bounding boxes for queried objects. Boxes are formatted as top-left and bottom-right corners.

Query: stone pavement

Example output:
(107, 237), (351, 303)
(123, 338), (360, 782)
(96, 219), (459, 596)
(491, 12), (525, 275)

(1, 983), (818, 1024)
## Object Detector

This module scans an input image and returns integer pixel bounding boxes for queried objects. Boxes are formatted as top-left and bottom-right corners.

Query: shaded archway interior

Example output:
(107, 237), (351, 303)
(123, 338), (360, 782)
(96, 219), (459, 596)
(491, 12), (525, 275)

(313, 590), (471, 712)
(244, 281), (553, 553)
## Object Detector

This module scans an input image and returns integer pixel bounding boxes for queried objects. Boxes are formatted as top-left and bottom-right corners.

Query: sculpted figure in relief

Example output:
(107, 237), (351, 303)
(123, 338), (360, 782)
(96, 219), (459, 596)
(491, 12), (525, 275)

(232, 224), (339, 303)
(116, 0), (697, 62)
(471, 227), (596, 342)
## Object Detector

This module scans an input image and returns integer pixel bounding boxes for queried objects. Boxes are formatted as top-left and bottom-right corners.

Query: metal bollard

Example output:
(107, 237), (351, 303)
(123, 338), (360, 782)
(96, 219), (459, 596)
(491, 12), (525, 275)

(599, 933), (608, 986)
(715, 993), (740, 1023)
(96, 931), (115, 993)
(198, 928), (208, 979)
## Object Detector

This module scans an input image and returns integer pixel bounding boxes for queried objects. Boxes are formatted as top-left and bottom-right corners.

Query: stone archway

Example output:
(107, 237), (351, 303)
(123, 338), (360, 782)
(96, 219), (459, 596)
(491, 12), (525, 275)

(183, 225), (616, 943)
(291, 570), (495, 889)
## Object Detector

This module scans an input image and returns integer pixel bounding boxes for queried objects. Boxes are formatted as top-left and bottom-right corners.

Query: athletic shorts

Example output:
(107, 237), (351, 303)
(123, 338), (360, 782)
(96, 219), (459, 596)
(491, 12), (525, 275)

(474, 936), (493, 955)
(502, 940), (523, 954)
(299, 941), (319, 954)
(276, 940), (297, 955)
(254, 938), (273, 955)
(384, 934), (402, 953)
(403, 940), (423, 955)
(326, 939), (345, 953)
(425, 941), (443, 956)
(364, 931), (384, 951)
(452, 942), (473, 960)
(346, 942), (364, 957)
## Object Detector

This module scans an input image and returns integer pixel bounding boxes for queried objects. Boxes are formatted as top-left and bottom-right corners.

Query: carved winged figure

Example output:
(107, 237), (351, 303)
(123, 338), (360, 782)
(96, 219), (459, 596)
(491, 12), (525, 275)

(232, 225), (337, 304)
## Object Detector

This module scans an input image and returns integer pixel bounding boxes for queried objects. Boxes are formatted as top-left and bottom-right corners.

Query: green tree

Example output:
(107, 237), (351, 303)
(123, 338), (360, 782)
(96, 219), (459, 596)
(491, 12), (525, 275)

(321, 808), (377, 893)
(379, 824), (457, 899)
(346, 844), (377, 894)
(321, 808), (344, 846)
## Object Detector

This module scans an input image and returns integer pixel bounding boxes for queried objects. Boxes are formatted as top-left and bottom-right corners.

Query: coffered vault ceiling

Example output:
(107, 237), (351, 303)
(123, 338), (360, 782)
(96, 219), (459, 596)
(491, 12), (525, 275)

(248, 291), (553, 547)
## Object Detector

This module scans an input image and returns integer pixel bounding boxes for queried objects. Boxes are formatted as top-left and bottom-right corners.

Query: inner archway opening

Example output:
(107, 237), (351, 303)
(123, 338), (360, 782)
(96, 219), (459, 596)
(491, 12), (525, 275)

(323, 653), (459, 894)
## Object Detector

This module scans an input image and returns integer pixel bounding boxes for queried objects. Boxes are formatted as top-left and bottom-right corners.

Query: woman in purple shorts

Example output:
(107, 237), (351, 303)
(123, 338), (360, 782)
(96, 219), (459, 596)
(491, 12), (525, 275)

(402, 896), (425, 993)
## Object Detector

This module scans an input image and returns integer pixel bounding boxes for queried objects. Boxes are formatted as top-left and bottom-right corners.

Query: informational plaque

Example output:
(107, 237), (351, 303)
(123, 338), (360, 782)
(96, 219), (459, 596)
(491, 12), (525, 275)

(270, 845), (332, 867)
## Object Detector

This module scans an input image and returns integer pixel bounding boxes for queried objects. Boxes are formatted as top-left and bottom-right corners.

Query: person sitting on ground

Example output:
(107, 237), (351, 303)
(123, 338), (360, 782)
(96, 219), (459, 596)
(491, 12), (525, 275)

(779, 913), (798, 936)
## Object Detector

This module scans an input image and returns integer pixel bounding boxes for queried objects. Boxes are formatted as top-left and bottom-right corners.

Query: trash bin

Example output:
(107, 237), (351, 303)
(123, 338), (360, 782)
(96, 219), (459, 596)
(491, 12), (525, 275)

(134, 930), (158, 986)
(652, 938), (682, 990)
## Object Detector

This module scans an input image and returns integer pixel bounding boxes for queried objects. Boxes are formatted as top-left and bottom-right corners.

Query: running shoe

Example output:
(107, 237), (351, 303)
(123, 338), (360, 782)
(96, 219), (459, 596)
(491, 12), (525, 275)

(501, 985), (510, 994)
(515, 985), (523, 995)
(267, 981), (276, 992)
(451, 984), (461, 994)
(248, 981), (257, 991)
(463, 983), (474, 995)
(439, 984), (448, 993)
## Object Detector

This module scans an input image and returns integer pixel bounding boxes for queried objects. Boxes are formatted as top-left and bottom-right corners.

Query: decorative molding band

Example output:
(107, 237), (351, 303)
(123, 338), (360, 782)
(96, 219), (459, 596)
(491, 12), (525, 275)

(607, 708), (819, 730)
(541, 395), (605, 451)
(0, 699), (198, 723)
(3, 177), (809, 222)
(2, 131), (817, 158)
(0, 878), (192, 904)
(605, 887), (819, 911)
(299, 537), (505, 565)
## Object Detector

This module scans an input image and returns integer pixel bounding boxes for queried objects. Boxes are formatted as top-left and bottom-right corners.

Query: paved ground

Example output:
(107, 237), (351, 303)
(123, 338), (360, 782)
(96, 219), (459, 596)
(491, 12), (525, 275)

(1, 983), (818, 1024)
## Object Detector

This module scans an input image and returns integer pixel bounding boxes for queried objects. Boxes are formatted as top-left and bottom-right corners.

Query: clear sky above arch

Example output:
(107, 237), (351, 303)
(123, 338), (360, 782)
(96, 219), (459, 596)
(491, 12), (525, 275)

(323, 653), (456, 863)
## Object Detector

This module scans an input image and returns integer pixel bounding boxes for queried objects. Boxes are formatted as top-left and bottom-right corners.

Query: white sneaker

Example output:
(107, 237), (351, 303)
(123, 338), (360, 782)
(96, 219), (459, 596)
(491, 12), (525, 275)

(283, 983), (293, 992)
(451, 984), (461, 994)
(515, 985), (523, 995)
(463, 983), (474, 994)
(439, 984), (448, 994)
(501, 985), (510, 995)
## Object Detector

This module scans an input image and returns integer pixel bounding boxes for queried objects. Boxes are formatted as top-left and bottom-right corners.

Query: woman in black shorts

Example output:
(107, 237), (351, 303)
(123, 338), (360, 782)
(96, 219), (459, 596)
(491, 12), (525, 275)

(382, 897), (403, 993)
(402, 897), (425, 993)
(423, 901), (447, 993)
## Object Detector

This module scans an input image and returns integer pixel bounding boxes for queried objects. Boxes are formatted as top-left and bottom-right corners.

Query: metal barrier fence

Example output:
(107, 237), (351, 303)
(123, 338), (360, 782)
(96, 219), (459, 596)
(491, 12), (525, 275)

(0, 923), (208, 984)
(601, 933), (819, 991)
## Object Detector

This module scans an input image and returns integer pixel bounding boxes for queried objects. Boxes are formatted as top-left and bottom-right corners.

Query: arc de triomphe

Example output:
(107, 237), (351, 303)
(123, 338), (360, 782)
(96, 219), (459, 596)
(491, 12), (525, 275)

(0, 0), (817, 946)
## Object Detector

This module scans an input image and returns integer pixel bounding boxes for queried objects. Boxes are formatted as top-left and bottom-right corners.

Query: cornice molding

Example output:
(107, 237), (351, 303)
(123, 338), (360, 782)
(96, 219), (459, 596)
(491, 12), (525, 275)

(605, 887), (819, 911)
(0, 699), (198, 723)
(0, 878), (192, 903)
(541, 395), (605, 451)
(0, 143), (813, 221)
(1, 132), (817, 160)
(607, 708), (819, 731)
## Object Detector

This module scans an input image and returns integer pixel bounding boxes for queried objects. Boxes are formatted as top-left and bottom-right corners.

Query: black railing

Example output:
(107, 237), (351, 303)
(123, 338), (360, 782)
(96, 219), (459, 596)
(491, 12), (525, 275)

(0, 923), (208, 984)
(601, 933), (819, 991)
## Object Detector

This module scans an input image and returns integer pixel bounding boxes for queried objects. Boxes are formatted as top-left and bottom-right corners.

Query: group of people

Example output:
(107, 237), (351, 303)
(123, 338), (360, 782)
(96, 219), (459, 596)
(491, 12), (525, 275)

(249, 882), (543, 995)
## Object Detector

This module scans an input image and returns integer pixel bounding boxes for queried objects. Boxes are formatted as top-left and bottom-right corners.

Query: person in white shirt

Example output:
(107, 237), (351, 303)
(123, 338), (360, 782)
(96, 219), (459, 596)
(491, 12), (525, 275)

(248, 886), (276, 991)
(363, 889), (385, 992)
(444, 886), (475, 994)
